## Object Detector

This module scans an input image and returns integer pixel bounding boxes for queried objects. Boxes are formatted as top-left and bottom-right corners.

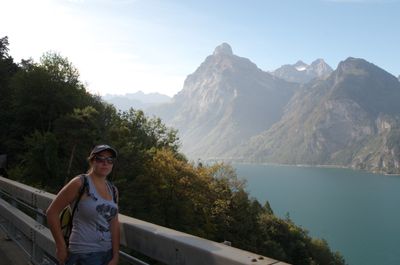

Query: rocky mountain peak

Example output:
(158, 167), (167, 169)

(272, 59), (332, 83)
(334, 57), (399, 84)
(310, 58), (327, 67)
(329, 57), (400, 118)
(337, 57), (367, 72)
(310, 58), (333, 76)
(294, 60), (307, 67)
(213, 43), (233, 56)
(311, 58), (324, 64)
(335, 57), (395, 77)
(151, 43), (297, 160)
(181, 43), (259, 95)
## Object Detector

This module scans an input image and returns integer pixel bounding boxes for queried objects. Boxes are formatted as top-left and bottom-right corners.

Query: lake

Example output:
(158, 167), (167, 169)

(234, 164), (400, 265)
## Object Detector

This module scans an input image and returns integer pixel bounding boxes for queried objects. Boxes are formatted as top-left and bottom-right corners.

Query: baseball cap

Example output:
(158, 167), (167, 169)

(90, 144), (118, 158)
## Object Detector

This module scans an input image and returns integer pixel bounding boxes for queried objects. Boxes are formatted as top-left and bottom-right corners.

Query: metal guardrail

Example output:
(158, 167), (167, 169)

(0, 176), (289, 265)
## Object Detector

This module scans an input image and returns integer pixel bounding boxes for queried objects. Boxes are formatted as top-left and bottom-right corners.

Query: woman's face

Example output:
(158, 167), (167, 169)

(91, 150), (114, 177)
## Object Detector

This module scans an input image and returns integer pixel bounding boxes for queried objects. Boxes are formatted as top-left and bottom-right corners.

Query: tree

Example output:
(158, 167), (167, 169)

(2, 47), (109, 188)
(124, 148), (215, 237)
(18, 131), (60, 188)
(0, 36), (19, 159)
(54, 106), (101, 184)
(106, 109), (180, 189)
(8, 53), (93, 154)
(40, 51), (80, 86)
(0, 36), (11, 59)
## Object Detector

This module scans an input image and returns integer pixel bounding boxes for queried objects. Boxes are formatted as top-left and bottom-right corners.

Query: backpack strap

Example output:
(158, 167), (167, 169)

(68, 175), (88, 228)
(107, 180), (118, 204)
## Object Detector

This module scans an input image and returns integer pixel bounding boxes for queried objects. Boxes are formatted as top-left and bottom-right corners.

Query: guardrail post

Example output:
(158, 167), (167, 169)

(7, 195), (17, 241)
(31, 226), (46, 265)
(31, 245), (46, 265)
(36, 209), (45, 225)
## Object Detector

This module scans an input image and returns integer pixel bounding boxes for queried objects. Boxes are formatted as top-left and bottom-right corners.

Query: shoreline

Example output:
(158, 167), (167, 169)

(202, 159), (400, 177)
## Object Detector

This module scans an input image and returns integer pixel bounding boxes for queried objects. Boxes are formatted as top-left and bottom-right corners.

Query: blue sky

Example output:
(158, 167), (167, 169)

(1, 0), (399, 96)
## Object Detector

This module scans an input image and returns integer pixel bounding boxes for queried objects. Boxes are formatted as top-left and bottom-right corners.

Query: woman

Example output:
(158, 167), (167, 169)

(47, 145), (120, 265)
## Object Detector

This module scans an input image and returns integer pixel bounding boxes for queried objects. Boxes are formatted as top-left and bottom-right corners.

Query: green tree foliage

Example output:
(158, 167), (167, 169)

(10, 54), (89, 136)
(0, 36), (20, 157)
(40, 51), (81, 86)
(19, 131), (60, 188)
(2, 38), (345, 265)
(54, 106), (102, 183)
(309, 238), (346, 265)
(0, 36), (19, 84)
(106, 110), (180, 217)
(4, 51), (106, 189)
(125, 149), (243, 239)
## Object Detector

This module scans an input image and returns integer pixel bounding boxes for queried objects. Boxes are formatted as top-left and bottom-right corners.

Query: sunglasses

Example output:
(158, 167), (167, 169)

(94, 155), (115, 164)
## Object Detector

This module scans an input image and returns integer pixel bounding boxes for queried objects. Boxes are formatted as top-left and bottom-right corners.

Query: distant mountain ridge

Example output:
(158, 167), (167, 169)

(271, 59), (333, 83)
(146, 43), (400, 174)
(103, 91), (170, 111)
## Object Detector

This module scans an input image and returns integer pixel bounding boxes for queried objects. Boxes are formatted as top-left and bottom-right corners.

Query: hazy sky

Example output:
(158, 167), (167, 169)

(2, 0), (399, 97)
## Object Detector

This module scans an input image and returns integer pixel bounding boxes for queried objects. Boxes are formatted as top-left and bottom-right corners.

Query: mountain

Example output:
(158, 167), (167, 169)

(123, 91), (171, 104)
(272, 59), (333, 84)
(147, 43), (298, 159)
(232, 57), (400, 173)
(103, 91), (171, 111)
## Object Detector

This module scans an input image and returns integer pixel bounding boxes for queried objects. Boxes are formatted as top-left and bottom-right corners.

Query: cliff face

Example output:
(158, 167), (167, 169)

(350, 115), (400, 173)
(148, 43), (297, 159)
(233, 58), (400, 173)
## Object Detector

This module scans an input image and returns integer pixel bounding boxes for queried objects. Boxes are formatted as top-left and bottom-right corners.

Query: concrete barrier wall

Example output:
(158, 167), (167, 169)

(0, 176), (289, 265)
(0, 198), (56, 256)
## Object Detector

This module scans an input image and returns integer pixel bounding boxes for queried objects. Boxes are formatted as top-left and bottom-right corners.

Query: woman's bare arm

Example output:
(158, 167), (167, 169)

(46, 176), (83, 264)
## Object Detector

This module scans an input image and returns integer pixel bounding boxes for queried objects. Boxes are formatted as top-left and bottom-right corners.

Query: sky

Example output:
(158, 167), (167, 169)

(1, 0), (399, 97)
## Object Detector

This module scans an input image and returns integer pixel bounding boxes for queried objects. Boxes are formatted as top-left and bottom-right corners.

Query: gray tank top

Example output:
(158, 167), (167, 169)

(69, 175), (118, 253)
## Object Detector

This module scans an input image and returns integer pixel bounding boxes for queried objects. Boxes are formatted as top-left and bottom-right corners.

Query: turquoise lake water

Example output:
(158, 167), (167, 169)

(234, 164), (400, 265)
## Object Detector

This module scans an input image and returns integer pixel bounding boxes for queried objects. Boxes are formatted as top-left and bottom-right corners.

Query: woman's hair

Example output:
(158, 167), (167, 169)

(86, 156), (95, 174)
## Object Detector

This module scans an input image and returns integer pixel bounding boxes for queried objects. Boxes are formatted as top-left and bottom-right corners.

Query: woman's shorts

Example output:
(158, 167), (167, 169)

(64, 249), (113, 265)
